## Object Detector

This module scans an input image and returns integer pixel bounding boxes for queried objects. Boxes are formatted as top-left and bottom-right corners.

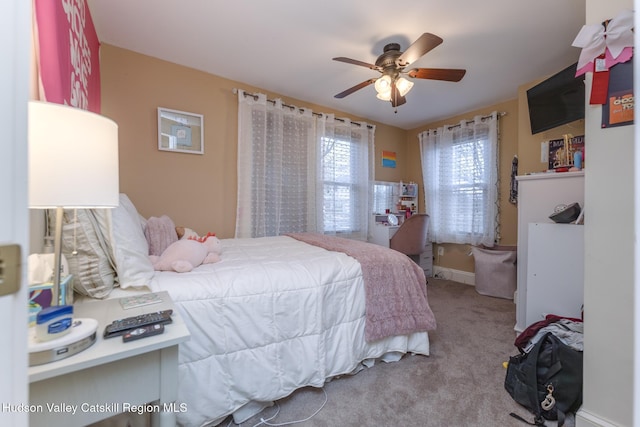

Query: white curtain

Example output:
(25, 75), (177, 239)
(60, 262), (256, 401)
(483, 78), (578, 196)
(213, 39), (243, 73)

(419, 112), (499, 246)
(317, 114), (374, 240)
(236, 91), (316, 238)
(236, 90), (374, 240)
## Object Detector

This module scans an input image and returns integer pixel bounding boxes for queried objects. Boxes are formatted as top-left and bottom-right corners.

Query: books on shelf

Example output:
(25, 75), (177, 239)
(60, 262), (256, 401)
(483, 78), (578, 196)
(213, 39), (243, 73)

(548, 135), (584, 170)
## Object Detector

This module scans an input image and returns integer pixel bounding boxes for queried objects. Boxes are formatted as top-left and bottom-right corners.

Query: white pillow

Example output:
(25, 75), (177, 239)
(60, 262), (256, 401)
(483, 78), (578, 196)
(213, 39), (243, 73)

(109, 194), (155, 288)
(60, 208), (116, 298)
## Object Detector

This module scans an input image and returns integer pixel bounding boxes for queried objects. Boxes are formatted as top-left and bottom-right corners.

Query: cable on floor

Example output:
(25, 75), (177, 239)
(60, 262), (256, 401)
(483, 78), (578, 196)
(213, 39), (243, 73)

(252, 387), (328, 427)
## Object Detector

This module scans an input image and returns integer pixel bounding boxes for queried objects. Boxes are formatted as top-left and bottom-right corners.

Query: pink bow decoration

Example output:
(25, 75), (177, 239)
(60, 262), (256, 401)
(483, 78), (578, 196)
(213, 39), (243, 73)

(572, 9), (634, 77)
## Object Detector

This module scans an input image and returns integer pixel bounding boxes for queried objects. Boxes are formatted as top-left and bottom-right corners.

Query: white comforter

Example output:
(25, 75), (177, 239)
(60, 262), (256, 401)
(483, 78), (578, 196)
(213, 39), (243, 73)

(148, 236), (430, 426)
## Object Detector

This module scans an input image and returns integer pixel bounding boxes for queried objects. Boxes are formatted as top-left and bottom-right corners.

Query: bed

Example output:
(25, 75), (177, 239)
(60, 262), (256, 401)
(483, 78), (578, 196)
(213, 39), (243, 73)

(66, 194), (437, 426)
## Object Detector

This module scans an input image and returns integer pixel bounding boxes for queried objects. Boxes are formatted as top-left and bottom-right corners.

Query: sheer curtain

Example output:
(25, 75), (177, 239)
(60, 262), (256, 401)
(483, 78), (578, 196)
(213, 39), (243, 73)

(236, 91), (317, 237)
(419, 112), (499, 246)
(236, 90), (374, 240)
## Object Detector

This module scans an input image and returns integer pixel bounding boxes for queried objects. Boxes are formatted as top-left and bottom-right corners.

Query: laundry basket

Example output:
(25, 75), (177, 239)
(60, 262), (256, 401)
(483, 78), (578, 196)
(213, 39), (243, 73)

(471, 245), (517, 299)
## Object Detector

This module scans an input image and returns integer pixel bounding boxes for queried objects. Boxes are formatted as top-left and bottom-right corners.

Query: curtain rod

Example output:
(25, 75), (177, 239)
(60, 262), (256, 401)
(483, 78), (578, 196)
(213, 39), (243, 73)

(233, 88), (375, 129)
(445, 112), (507, 130)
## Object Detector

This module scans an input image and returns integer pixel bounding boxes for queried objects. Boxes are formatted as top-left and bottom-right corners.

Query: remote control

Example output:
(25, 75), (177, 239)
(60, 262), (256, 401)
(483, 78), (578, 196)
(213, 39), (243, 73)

(122, 323), (165, 342)
(104, 309), (173, 338)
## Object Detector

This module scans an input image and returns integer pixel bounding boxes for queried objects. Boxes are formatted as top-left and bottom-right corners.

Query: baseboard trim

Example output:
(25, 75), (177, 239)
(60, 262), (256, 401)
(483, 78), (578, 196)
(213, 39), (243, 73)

(433, 266), (475, 285)
(575, 408), (620, 427)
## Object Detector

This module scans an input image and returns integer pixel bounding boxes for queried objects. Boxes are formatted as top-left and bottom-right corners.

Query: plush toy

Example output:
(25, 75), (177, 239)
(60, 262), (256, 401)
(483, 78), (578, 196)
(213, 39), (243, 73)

(150, 233), (222, 273)
(175, 226), (200, 240)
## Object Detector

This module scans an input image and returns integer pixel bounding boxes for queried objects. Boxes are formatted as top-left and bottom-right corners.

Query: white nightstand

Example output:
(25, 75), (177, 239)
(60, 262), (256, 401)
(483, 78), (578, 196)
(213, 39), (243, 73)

(28, 291), (190, 427)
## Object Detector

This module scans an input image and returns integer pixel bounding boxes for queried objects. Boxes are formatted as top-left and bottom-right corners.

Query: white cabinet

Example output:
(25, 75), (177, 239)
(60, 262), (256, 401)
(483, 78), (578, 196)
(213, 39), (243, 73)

(419, 247), (434, 278)
(515, 171), (584, 332)
(526, 223), (584, 326)
(369, 223), (400, 247)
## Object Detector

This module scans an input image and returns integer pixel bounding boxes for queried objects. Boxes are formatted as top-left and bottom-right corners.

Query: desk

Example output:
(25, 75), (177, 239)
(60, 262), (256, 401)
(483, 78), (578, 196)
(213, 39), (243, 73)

(28, 291), (190, 427)
(369, 213), (404, 247)
(370, 223), (399, 247)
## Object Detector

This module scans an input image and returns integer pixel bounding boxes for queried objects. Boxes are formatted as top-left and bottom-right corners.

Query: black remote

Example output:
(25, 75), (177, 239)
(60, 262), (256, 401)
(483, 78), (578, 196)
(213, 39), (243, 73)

(104, 309), (173, 338)
(122, 323), (165, 342)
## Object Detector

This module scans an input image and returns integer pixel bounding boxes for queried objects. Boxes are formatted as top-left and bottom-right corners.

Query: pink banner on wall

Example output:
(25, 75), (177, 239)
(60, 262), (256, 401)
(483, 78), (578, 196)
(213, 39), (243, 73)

(34, 0), (101, 113)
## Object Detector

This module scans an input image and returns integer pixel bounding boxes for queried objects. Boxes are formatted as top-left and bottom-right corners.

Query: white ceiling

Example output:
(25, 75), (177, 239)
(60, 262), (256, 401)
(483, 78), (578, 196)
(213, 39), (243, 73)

(86, 0), (586, 130)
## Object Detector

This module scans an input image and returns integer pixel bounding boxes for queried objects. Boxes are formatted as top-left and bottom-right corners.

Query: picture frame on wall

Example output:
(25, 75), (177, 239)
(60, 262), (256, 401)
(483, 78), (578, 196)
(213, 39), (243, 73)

(157, 107), (204, 154)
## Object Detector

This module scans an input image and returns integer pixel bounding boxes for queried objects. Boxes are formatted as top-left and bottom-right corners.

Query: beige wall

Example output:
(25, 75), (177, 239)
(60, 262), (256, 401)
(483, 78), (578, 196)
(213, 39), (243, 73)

(100, 44), (407, 238)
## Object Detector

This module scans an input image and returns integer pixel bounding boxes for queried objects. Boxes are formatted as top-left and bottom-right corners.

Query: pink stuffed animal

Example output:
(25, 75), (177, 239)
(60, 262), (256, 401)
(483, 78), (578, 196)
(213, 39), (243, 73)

(150, 233), (222, 273)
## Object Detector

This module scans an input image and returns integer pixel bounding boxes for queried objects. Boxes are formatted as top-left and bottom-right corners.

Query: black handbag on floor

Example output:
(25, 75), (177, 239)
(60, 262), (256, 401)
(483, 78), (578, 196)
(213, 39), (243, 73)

(504, 332), (583, 426)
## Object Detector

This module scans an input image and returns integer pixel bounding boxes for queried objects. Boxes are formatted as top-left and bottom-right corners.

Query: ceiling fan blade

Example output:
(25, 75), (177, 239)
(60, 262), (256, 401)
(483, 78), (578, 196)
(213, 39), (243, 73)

(396, 33), (443, 67)
(407, 68), (467, 82)
(390, 84), (407, 108)
(332, 57), (381, 71)
(334, 78), (377, 99)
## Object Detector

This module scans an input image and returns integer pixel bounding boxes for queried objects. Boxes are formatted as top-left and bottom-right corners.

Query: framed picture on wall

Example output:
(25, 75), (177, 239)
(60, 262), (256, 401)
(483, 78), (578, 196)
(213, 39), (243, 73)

(157, 107), (204, 154)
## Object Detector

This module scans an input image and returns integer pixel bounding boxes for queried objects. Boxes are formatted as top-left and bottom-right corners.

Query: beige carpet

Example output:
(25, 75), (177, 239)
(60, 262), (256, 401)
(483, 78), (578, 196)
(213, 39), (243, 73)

(219, 279), (574, 427)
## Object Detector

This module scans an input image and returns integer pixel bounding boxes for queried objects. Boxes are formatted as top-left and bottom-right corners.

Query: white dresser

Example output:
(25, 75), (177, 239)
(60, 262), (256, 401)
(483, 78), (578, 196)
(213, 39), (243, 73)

(515, 171), (584, 332)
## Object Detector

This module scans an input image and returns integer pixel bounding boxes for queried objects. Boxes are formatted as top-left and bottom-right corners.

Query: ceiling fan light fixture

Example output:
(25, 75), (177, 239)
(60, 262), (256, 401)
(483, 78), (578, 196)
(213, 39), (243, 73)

(396, 77), (414, 97)
(376, 90), (392, 101)
(374, 75), (392, 94)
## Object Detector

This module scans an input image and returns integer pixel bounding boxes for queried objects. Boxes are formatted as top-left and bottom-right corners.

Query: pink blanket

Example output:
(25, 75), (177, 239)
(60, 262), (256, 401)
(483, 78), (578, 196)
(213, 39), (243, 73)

(286, 233), (437, 342)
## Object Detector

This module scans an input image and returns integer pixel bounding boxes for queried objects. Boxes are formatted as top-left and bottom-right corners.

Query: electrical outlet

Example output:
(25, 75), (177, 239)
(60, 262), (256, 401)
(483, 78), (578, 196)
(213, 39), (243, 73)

(0, 244), (21, 297)
(437, 246), (444, 256)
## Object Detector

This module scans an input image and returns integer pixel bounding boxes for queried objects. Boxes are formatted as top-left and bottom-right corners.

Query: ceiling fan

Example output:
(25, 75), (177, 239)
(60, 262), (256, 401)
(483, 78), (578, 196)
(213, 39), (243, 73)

(333, 33), (466, 109)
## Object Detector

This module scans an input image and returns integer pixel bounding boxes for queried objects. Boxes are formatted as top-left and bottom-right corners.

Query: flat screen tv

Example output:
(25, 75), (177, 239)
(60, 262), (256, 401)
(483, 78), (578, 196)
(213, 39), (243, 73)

(527, 63), (585, 134)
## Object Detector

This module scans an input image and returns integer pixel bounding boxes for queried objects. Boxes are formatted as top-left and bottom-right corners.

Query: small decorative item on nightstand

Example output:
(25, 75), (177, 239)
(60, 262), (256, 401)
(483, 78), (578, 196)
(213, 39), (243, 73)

(28, 275), (73, 326)
(35, 305), (73, 341)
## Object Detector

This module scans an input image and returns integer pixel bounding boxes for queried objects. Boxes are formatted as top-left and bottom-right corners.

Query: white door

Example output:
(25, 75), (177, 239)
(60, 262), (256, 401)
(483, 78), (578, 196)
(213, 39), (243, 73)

(0, 0), (31, 426)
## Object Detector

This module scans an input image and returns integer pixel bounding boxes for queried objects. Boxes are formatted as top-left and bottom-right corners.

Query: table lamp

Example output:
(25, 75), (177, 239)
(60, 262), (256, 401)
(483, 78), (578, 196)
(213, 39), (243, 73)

(28, 101), (119, 365)
(28, 100), (119, 305)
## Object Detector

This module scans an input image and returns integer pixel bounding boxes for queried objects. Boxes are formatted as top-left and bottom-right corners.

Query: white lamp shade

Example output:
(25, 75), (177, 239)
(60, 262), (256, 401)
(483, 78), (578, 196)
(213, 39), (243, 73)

(376, 90), (392, 101)
(28, 101), (119, 208)
(374, 75), (392, 94)
(396, 77), (414, 97)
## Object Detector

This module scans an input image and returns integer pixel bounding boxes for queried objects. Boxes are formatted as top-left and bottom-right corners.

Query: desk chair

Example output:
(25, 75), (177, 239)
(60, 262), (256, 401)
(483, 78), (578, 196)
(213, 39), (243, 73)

(389, 213), (430, 264)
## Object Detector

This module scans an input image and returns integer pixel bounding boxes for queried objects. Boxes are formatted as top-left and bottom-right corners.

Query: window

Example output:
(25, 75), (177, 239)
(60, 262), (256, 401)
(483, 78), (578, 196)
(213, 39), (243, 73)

(236, 90), (374, 240)
(322, 137), (361, 234)
(446, 139), (489, 236)
(419, 113), (499, 246)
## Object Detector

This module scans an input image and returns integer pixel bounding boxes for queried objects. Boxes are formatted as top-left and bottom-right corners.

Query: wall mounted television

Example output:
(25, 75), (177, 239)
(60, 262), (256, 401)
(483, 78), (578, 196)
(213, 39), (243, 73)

(527, 62), (585, 134)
